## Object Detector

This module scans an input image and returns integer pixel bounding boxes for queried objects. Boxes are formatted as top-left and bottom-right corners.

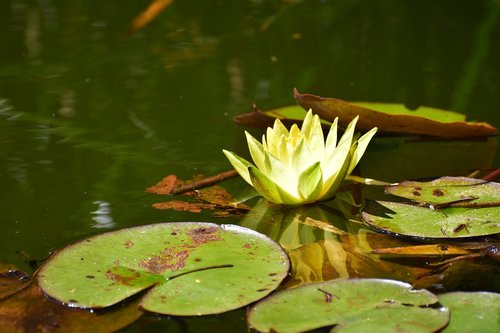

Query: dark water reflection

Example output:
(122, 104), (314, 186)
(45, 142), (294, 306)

(1, 0), (499, 331)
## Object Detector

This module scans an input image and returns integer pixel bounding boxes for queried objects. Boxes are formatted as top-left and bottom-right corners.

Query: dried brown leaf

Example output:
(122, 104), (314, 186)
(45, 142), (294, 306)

(0, 262), (30, 301)
(152, 201), (215, 213)
(372, 244), (473, 258)
(294, 88), (497, 138)
(0, 283), (142, 333)
(145, 175), (180, 195)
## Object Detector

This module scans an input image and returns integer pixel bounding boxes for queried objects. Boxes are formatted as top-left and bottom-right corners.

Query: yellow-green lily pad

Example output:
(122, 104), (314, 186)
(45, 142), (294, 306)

(438, 292), (500, 333)
(248, 279), (449, 333)
(37, 222), (289, 315)
(361, 201), (500, 239)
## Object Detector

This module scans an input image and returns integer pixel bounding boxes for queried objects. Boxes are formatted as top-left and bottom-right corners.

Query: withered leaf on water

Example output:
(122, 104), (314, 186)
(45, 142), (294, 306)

(0, 262), (30, 301)
(146, 170), (238, 196)
(196, 185), (247, 207)
(146, 174), (180, 195)
(0, 281), (142, 333)
(294, 89), (496, 138)
(152, 200), (215, 213)
(372, 244), (474, 258)
(147, 171), (250, 215)
(152, 194), (250, 215)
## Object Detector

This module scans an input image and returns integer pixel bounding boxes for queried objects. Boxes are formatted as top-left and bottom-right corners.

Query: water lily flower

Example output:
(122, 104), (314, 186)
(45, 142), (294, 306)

(223, 110), (377, 206)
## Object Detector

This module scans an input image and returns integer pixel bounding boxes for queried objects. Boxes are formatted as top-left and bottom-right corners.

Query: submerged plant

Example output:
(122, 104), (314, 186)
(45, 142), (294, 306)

(223, 110), (377, 206)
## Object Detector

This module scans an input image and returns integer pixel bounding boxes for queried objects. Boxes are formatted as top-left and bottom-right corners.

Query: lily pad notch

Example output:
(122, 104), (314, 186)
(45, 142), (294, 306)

(37, 222), (290, 316)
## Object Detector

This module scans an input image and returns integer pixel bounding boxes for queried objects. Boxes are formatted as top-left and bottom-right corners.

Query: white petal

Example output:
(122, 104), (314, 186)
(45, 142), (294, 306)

(278, 134), (289, 165)
(291, 138), (315, 177)
(300, 109), (314, 139)
(245, 132), (268, 173)
(323, 118), (355, 179)
(265, 152), (299, 197)
(325, 117), (339, 157)
(288, 124), (302, 147)
(307, 114), (325, 161)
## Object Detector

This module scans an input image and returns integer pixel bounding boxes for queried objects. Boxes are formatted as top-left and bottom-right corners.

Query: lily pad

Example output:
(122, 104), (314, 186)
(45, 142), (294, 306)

(233, 104), (315, 129)
(248, 279), (449, 333)
(438, 292), (500, 333)
(362, 201), (500, 239)
(386, 177), (500, 208)
(37, 222), (289, 315)
(294, 89), (496, 137)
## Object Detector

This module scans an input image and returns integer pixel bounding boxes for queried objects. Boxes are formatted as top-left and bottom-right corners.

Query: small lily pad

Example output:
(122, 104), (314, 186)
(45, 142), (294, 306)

(361, 201), (500, 239)
(386, 177), (500, 207)
(37, 222), (289, 315)
(248, 279), (449, 333)
(438, 292), (500, 333)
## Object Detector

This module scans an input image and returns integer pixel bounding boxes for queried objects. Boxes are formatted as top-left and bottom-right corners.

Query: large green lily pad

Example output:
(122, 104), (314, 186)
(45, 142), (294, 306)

(362, 201), (500, 239)
(248, 279), (449, 333)
(438, 292), (500, 333)
(386, 177), (500, 207)
(294, 89), (496, 137)
(37, 222), (289, 315)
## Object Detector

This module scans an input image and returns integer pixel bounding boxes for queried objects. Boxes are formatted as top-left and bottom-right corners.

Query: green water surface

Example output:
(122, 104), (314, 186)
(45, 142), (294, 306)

(1, 0), (499, 332)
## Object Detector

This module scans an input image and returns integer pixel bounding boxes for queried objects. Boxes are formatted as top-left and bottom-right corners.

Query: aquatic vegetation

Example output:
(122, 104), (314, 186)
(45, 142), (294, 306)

(223, 110), (377, 205)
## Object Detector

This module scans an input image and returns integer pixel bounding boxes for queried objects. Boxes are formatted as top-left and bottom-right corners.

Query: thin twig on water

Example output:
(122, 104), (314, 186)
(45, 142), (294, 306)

(172, 169), (239, 195)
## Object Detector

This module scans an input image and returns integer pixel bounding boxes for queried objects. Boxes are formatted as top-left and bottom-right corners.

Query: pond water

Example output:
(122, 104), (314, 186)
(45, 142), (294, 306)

(1, 0), (499, 332)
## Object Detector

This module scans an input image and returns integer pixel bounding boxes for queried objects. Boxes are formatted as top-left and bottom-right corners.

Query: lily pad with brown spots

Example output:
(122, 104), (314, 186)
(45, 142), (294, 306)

(361, 201), (500, 239)
(37, 222), (289, 315)
(385, 177), (500, 208)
